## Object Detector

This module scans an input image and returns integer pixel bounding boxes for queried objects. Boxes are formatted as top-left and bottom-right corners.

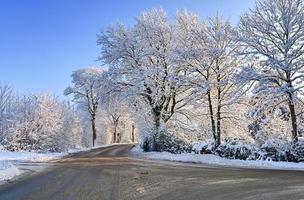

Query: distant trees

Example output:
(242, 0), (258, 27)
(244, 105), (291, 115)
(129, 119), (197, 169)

(0, 92), (84, 152)
(64, 68), (105, 147)
(0, 84), (14, 142)
(97, 95), (136, 144)
(103, 96), (127, 143)
(237, 0), (304, 142)
(63, 67), (138, 146)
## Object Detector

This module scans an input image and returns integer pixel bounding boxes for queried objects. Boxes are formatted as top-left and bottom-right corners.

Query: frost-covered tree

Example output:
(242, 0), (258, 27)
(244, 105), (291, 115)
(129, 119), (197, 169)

(65, 68), (105, 146)
(98, 9), (189, 151)
(96, 95), (137, 144)
(247, 94), (291, 144)
(59, 102), (84, 149)
(3, 94), (36, 148)
(5, 93), (84, 152)
(176, 11), (242, 146)
(0, 84), (14, 142)
(237, 0), (304, 141)
(8, 95), (59, 151)
(103, 96), (124, 143)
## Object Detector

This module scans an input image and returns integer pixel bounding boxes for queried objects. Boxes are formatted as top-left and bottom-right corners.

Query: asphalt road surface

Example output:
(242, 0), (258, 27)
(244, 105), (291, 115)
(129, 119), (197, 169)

(1, 144), (304, 200)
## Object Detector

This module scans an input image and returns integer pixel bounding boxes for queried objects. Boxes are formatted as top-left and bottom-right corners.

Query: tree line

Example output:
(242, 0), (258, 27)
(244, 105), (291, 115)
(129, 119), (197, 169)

(0, 88), (85, 151)
(95, 0), (304, 151)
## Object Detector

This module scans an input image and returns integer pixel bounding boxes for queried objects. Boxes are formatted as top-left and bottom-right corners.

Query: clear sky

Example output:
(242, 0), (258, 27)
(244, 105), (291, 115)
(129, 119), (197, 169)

(0, 0), (255, 96)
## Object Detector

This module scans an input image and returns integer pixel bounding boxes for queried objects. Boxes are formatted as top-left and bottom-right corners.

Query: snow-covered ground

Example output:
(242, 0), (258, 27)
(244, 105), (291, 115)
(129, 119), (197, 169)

(0, 150), (67, 183)
(0, 151), (66, 162)
(132, 146), (304, 171)
(0, 161), (21, 181)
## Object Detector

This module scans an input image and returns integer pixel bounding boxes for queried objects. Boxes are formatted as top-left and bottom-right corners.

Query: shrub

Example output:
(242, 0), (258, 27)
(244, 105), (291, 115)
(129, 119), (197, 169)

(192, 142), (214, 154)
(190, 139), (304, 163)
(290, 140), (304, 162)
(215, 140), (255, 160)
(259, 139), (290, 161)
(191, 139), (304, 163)
(155, 130), (192, 154)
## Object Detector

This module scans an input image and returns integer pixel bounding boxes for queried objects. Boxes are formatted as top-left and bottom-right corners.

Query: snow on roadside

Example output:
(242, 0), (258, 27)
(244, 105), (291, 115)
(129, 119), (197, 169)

(131, 146), (304, 171)
(0, 151), (66, 162)
(0, 144), (115, 163)
(0, 145), (21, 182)
(0, 150), (66, 183)
(0, 161), (21, 181)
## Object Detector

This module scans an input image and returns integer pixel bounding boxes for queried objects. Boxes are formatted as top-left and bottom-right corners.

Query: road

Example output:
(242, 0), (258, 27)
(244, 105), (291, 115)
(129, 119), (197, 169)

(0, 144), (304, 200)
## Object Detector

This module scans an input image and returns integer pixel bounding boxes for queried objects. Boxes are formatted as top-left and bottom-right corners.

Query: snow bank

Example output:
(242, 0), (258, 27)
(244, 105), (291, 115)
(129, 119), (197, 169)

(0, 144), (115, 163)
(0, 151), (66, 162)
(132, 147), (304, 171)
(0, 150), (66, 183)
(0, 161), (21, 181)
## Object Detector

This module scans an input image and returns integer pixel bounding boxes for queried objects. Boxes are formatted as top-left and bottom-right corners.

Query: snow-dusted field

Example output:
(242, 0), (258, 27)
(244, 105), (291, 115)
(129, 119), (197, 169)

(132, 146), (304, 171)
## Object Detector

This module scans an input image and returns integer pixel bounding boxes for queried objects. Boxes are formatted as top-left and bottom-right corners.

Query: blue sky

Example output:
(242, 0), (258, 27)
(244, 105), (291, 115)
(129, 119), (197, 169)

(0, 0), (255, 96)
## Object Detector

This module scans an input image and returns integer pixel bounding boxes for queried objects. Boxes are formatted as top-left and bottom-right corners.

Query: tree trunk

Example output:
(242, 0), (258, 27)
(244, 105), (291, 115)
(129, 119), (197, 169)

(216, 104), (221, 147)
(91, 116), (97, 147)
(113, 120), (118, 143)
(216, 69), (221, 147)
(288, 97), (298, 142)
(215, 59), (222, 147)
(207, 91), (217, 144)
(111, 115), (120, 144)
(151, 110), (161, 152)
(131, 124), (135, 143)
(286, 77), (298, 142)
(113, 127), (117, 143)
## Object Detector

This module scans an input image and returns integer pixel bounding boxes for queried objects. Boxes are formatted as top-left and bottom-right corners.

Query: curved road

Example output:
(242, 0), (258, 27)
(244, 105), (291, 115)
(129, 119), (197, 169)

(0, 144), (304, 200)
